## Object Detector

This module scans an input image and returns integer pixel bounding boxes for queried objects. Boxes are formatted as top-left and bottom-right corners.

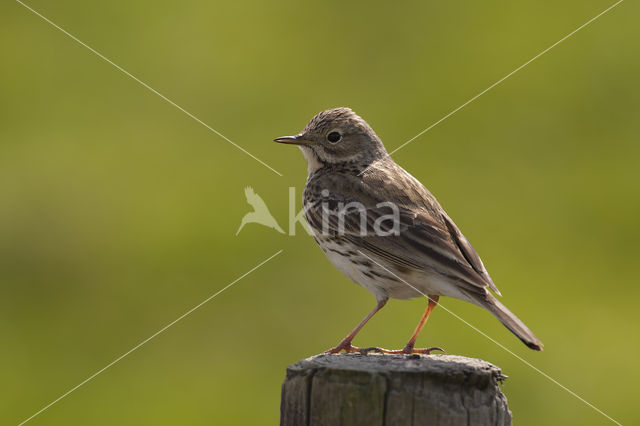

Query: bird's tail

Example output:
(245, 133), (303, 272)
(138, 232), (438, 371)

(482, 294), (543, 351)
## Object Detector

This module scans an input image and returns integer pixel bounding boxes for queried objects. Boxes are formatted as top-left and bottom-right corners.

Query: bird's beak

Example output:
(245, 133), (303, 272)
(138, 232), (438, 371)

(273, 134), (315, 146)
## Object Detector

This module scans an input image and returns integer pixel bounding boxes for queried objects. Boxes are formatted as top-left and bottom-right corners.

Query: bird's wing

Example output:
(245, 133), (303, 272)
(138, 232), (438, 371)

(440, 211), (500, 295)
(244, 186), (256, 200)
(245, 186), (270, 211)
(305, 165), (500, 298)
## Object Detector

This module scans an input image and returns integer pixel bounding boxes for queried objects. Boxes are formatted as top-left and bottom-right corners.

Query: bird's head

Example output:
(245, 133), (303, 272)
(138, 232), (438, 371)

(274, 107), (387, 171)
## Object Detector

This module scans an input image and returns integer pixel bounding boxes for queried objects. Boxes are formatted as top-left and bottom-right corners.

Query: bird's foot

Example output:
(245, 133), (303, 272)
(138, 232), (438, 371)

(324, 341), (364, 354)
(325, 342), (445, 355)
(401, 343), (446, 354)
(405, 346), (446, 355)
(356, 345), (446, 355)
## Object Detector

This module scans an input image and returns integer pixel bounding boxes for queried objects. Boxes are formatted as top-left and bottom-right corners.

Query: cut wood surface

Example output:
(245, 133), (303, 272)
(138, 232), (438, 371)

(281, 353), (512, 426)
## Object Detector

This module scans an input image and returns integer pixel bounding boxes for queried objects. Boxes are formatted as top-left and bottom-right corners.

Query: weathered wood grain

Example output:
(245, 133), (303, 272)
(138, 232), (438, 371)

(281, 354), (512, 426)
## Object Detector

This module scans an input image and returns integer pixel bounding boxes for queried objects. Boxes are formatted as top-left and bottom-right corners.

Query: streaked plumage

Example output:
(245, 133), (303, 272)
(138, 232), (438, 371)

(275, 107), (543, 352)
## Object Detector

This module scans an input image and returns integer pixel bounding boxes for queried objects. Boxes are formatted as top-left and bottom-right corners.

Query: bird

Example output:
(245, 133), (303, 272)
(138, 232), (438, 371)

(236, 186), (284, 235)
(274, 107), (543, 354)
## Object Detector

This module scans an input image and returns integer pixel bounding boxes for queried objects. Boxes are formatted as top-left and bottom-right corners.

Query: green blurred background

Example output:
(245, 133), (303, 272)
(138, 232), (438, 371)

(1, 0), (638, 424)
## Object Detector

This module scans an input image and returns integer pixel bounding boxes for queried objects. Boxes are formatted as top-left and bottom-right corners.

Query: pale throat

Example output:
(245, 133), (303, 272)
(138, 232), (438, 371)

(299, 146), (324, 173)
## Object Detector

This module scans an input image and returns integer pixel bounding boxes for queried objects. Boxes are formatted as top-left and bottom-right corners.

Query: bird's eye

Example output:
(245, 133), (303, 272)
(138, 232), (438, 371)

(327, 131), (341, 144)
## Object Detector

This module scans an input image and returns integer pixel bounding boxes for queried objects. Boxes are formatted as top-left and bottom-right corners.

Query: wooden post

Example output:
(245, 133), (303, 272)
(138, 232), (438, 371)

(281, 353), (512, 426)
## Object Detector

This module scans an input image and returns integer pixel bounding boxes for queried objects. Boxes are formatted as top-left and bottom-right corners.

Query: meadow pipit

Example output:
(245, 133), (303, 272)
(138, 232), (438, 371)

(275, 107), (543, 354)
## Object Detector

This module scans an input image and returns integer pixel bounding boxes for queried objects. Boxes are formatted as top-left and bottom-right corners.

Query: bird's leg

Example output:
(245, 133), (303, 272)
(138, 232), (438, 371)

(363, 295), (444, 355)
(358, 296), (444, 355)
(325, 298), (388, 354)
(400, 295), (443, 354)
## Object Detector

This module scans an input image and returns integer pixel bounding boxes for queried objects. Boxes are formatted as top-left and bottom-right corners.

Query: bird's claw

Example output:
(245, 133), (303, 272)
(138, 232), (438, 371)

(324, 342), (362, 354)
(325, 343), (446, 355)
(359, 346), (446, 355)
(410, 346), (446, 354)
